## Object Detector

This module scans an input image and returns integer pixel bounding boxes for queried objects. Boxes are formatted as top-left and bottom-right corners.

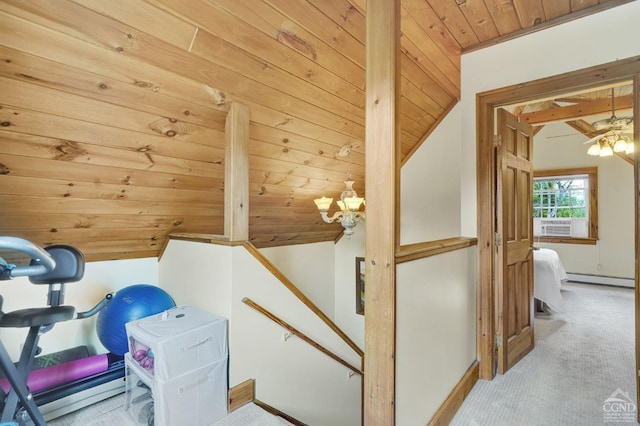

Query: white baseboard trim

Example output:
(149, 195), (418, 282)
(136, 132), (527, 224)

(566, 273), (635, 288)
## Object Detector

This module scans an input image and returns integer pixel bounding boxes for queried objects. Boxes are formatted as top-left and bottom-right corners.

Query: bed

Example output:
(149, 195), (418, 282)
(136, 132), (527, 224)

(533, 248), (568, 313)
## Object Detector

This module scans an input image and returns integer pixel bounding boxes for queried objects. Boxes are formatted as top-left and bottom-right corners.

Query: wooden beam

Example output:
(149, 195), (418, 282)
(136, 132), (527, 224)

(224, 102), (250, 241)
(518, 95), (633, 125)
(364, 0), (400, 424)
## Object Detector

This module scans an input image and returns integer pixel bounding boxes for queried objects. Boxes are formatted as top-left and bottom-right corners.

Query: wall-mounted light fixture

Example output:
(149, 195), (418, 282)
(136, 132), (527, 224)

(313, 145), (365, 238)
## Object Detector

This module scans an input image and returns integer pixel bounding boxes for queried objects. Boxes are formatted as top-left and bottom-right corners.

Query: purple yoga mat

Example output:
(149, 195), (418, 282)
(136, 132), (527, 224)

(0, 353), (108, 394)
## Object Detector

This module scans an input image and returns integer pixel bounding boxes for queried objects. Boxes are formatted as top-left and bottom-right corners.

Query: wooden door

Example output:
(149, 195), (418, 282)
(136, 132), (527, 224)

(496, 108), (535, 374)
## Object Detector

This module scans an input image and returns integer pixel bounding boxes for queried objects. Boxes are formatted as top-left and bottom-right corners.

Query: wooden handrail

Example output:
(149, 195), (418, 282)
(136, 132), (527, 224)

(242, 297), (363, 376)
(242, 242), (364, 358)
(396, 236), (477, 264)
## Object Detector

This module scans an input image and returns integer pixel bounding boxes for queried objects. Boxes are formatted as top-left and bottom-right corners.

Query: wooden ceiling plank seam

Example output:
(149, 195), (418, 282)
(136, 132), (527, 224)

(247, 175), (342, 195)
(512, 0), (546, 28)
(400, 8), (460, 85)
(0, 137), (222, 182)
(248, 176), (343, 195)
(0, 0), (204, 100)
(247, 136), (366, 173)
(0, 10), (232, 113)
(246, 205), (331, 215)
(249, 122), (365, 165)
(399, 35), (460, 100)
(245, 101), (365, 151)
(399, 101), (433, 135)
(399, 54), (457, 107)
(0, 195), (224, 216)
(249, 169), (335, 192)
(344, 0), (462, 99)
(0, 249), (165, 263)
(248, 157), (366, 186)
(400, 76), (444, 121)
(307, 0), (367, 46)
(155, 0), (367, 115)
(0, 45), (229, 132)
(0, 75), (226, 142)
(195, 0), (367, 90)
(0, 135), (224, 191)
(248, 197), (336, 209)
(69, 0), (197, 51)
(540, 0), (572, 20)
(316, 0), (459, 108)
(7, 228), (188, 243)
(400, 94), (439, 128)
(0, 174), (221, 205)
(0, 157), (224, 195)
(0, 104), (226, 166)
(222, 0), (366, 78)
(0, 0), (101, 49)
(462, 0), (636, 53)
(249, 154), (365, 183)
(0, 106), (224, 177)
(400, 1), (462, 59)
(345, 0), (365, 15)
(189, 29), (365, 123)
(422, 0), (480, 49)
(481, 0), (523, 35)
(248, 182), (351, 198)
(0, 6), (364, 148)
(455, 0), (501, 43)
(86, 1), (368, 127)
(0, 214), (224, 230)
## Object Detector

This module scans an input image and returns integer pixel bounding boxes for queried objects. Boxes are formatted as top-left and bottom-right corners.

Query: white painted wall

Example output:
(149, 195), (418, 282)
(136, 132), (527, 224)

(396, 247), (477, 425)
(460, 1), (640, 237)
(0, 257), (158, 360)
(533, 122), (634, 279)
(261, 241), (335, 318)
(230, 247), (361, 426)
(159, 240), (233, 318)
(401, 103), (463, 243)
(159, 240), (361, 425)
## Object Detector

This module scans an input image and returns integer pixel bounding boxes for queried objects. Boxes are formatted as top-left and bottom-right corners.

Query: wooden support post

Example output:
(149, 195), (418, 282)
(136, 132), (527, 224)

(364, 0), (401, 424)
(224, 102), (250, 241)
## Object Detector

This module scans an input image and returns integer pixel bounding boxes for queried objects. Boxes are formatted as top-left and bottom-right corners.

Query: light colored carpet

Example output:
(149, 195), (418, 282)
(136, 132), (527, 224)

(451, 282), (636, 426)
(48, 395), (292, 425)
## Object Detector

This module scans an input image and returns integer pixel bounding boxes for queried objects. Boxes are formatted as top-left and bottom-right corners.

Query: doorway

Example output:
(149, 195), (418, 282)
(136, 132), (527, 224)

(476, 55), (640, 405)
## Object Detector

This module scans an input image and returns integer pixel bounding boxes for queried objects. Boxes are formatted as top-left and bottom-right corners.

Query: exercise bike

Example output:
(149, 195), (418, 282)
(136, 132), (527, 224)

(0, 237), (113, 425)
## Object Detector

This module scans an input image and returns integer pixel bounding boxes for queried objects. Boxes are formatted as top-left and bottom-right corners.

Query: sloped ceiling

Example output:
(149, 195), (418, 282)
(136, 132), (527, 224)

(0, 0), (631, 262)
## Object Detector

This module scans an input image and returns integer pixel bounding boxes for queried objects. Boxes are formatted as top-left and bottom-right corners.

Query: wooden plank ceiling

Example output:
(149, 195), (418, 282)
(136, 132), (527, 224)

(0, 0), (629, 262)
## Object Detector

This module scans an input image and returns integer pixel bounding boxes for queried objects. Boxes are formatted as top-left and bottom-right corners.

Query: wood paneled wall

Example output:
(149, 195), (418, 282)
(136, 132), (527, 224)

(0, 0), (455, 261)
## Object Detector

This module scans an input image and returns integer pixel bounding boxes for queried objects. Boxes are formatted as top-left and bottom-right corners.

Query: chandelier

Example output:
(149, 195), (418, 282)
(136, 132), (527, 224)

(313, 145), (365, 238)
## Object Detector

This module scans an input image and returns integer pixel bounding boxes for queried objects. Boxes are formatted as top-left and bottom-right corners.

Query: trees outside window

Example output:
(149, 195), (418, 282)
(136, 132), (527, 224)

(533, 167), (598, 244)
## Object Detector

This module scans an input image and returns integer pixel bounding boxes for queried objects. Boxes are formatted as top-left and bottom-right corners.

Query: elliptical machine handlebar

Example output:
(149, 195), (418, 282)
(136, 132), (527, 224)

(0, 237), (56, 280)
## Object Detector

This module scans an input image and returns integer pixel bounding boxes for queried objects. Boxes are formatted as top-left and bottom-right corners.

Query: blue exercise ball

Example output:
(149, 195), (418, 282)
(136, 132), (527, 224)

(96, 284), (175, 356)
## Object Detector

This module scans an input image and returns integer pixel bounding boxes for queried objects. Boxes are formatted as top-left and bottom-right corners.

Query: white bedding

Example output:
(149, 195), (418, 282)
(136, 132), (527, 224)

(533, 248), (568, 312)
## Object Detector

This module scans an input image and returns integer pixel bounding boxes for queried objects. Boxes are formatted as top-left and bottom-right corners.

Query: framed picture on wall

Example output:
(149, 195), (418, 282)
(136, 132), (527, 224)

(356, 257), (365, 315)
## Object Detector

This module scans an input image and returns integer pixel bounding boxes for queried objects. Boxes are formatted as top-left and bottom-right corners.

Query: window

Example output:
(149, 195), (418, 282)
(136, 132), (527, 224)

(533, 167), (598, 244)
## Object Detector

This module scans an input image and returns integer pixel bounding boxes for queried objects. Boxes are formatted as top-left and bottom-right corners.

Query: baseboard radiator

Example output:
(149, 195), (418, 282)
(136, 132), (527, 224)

(567, 273), (634, 288)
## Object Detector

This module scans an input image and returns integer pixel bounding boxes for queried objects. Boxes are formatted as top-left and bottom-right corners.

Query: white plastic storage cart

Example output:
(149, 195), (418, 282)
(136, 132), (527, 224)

(124, 306), (228, 426)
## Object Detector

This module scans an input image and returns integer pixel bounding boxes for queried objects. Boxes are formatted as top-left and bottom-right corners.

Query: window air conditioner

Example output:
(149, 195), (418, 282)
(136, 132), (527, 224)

(540, 219), (572, 236)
